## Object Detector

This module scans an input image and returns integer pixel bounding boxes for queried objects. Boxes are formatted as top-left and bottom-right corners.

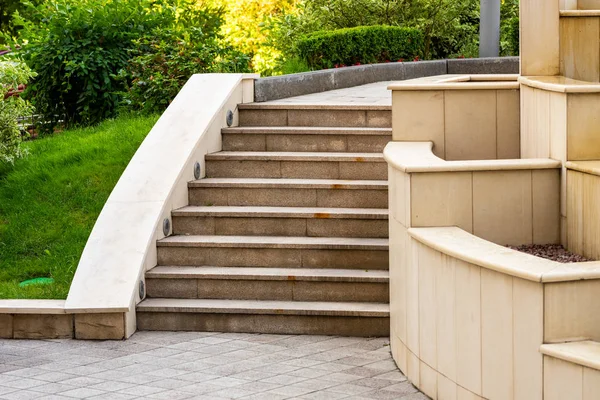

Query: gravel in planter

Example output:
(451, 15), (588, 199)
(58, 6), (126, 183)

(507, 244), (592, 263)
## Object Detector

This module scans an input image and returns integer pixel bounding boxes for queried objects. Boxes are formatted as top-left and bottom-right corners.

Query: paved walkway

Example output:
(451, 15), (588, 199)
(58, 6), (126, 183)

(260, 82), (393, 107)
(0, 332), (425, 400)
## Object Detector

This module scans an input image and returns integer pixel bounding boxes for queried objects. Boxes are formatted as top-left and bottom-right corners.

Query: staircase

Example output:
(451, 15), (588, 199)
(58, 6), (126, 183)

(136, 104), (392, 336)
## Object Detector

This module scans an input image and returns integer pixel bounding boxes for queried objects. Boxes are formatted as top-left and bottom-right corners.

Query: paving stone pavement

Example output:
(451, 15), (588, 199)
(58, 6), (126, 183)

(259, 81), (393, 107)
(0, 332), (426, 400)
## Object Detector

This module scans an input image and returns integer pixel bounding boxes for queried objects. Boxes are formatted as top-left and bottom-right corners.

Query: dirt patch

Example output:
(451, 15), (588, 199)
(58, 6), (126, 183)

(507, 244), (592, 263)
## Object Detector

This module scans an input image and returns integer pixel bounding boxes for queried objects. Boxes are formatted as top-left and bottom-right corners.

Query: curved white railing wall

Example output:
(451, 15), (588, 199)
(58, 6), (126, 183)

(64, 73), (257, 337)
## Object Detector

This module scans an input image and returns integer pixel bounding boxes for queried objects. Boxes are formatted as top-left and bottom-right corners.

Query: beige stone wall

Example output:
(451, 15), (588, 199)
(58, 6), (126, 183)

(392, 89), (520, 161)
(543, 355), (600, 400)
(566, 169), (600, 260)
(560, 16), (600, 82)
(390, 166), (561, 247)
(0, 312), (126, 339)
(389, 223), (600, 399)
(520, 0), (560, 76)
(389, 232), (545, 400)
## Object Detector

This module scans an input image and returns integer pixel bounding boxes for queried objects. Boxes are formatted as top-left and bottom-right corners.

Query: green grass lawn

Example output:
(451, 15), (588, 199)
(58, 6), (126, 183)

(0, 114), (158, 299)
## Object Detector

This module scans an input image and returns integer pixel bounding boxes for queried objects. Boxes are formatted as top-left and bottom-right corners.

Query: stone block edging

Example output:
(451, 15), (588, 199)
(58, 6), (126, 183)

(255, 57), (519, 102)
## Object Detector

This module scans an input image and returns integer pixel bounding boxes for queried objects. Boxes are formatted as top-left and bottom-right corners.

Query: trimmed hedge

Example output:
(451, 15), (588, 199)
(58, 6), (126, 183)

(297, 25), (423, 70)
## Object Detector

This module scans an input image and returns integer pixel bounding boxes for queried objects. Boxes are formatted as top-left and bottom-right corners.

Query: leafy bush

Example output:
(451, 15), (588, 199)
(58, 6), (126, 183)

(13, 0), (168, 130)
(266, 0), (481, 69)
(120, 4), (251, 114)
(14, 0), (249, 130)
(0, 60), (34, 164)
(297, 26), (423, 70)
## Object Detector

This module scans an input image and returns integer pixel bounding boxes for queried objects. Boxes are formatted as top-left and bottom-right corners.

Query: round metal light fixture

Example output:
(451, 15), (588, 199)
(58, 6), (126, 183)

(194, 162), (201, 180)
(139, 280), (145, 300)
(226, 110), (234, 127)
(162, 218), (171, 236)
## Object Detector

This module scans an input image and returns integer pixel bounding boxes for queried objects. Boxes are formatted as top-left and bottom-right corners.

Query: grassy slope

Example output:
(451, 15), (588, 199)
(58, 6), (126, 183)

(0, 114), (158, 299)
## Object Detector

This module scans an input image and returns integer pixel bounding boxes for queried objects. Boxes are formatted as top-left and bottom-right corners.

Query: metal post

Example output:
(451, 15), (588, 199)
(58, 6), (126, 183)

(479, 0), (501, 57)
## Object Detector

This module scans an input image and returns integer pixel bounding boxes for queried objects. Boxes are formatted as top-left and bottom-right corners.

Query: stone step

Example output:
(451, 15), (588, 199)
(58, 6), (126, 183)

(205, 151), (387, 180)
(221, 126), (391, 153)
(145, 266), (389, 302)
(188, 178), (388, 208)
(157, 235), (389, 269)
(171, 206), (388, 238)
(540, 341), (600, 397)
(238, 105), (391, 128)
(136, 298), (390, 336)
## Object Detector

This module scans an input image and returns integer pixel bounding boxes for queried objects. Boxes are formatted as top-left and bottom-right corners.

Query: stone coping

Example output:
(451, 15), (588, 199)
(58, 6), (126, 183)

(383, 141), (561, 172)
(519, 76), (600, 93)
(541, 341), (600, 371)
(63, 73), (257, 317)
(560, 10), (600, 16)
(0, 300), (66, 314)
(254, 57), (519, 102)
(566, 160), (600, 176)
(387, 74), (519, 91)
(408, 227), (600, 282)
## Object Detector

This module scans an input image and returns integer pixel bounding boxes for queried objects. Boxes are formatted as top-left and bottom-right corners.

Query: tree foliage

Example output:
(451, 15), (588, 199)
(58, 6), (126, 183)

(0, 60), (35, 164)
(120, 4), (251, 114)
(207, 0), (299, 75)
(10, 0), (250, 130)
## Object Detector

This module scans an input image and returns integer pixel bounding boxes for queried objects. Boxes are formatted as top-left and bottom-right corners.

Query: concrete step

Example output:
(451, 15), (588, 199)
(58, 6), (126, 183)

(145, 266), (389, 302)
(221, 126), (391, 153)
(188, 178), (388, 208)
(136, 298), (390, 336)
(171, 206), (389, 238)
(205, 151), (387, 180)
(238, 104), (391, 128)
(157, 235), (389, 269)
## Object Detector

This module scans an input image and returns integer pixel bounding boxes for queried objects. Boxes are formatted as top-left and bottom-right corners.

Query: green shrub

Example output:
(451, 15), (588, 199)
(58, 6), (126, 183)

(120, 3), (251, 114)
(0, 60), (34, 164)
(14, 0), (249, 129)
(297, 26), (423, 70)
(14, 0), (169, 130)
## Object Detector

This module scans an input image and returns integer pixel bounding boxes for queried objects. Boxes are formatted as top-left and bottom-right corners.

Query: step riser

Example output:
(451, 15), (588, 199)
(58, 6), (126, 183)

(189, 188), (388, 208)
(157, 247), (389, 270)
(222, 134), (391, 153)
(146, 279), (389, 302)
(205, 160), (387, 180)
(172, 216), (388, 238)
(137, 312), (390, 336)
(239, 109), (391, 128)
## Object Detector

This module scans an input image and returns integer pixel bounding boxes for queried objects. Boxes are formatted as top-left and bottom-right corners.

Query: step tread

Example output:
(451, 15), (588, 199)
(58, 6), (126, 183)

(189, 178), (388, 189)
(146, 266), (389, 282)
(238, 103), (391, 111)
(222, 126), (392, 135)
(172, 206), (388, 219)
(137, 298), (390, 317)
(540, 341), (600, 371)
(157, 235), (388, 249)
(206, 151), (385, 162)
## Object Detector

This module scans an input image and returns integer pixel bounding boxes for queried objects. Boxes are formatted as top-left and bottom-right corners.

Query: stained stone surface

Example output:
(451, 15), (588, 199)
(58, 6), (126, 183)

(0, 332), (426, 399)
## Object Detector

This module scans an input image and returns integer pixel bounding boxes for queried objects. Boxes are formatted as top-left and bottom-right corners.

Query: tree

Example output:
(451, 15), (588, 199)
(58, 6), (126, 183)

(207, 0), (299, 75)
